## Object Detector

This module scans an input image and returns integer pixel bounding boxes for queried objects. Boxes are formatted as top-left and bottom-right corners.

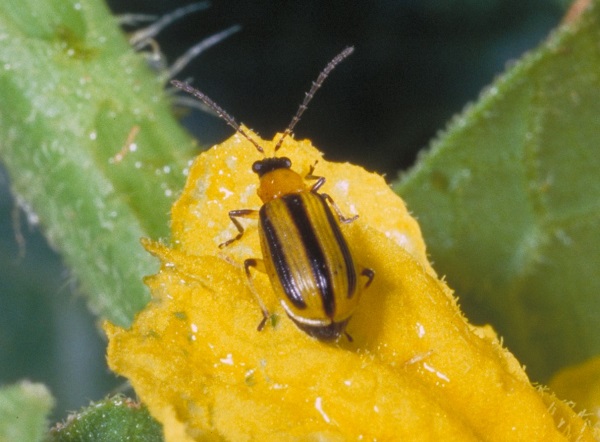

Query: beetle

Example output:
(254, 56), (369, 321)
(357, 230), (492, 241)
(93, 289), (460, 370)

(171, 46), (374, 341)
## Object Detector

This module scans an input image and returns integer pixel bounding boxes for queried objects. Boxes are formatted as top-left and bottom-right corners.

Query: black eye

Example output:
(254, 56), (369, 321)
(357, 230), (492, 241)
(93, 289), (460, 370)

(252, 161), (263, 175)
(252, 158), (293, 177)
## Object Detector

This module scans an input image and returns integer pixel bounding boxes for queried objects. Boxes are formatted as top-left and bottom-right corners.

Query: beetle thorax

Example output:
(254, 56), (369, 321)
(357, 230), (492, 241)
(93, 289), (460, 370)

(257, 168), (307, 203)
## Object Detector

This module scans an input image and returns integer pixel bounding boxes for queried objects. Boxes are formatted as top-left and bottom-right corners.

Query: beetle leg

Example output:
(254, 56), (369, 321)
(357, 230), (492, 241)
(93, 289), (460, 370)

(219, 209), (259, 248)
(244, 258), (271, 331)
(360, 267), (375, 288)
(306, 162), (358, 223)
(321, 192), (358, 223)
(305, 161), (326, 192)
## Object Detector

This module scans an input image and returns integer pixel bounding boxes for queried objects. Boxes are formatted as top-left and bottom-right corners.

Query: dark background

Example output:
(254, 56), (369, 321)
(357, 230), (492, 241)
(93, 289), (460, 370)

(113, 0), (567, 176)
(0, 0), (568, 422)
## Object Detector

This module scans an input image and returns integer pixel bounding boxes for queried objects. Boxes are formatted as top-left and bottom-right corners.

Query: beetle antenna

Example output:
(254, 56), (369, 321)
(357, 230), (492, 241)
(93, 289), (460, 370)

(171, 79), (265, 154)
(273, 46), (354, 152)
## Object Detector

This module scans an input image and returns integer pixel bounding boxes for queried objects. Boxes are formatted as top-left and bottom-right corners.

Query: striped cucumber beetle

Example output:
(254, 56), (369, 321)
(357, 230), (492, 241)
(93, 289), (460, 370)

(172, 47), (374, 341)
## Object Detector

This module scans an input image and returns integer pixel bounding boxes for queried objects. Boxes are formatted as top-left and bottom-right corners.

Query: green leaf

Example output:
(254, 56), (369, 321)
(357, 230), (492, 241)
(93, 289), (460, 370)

(47, 395), (162, 442)
(394, 1), (600, 381)
(0, 381), (54, 442)
(0, 0), (197, 326)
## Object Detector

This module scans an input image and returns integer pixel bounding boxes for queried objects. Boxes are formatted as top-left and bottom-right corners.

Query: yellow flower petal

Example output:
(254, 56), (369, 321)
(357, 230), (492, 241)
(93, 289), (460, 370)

(549, 356), (600, 430)
(105, 131), (595, 441)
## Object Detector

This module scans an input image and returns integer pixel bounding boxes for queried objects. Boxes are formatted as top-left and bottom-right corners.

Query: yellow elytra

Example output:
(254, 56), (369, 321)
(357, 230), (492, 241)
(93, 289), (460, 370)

(172, 47), (373, 340)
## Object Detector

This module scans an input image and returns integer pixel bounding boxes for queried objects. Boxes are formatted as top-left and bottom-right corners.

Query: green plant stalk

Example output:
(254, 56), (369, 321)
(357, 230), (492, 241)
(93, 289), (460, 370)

(0, 0), (197, 326)
(394, 1), (600, 381)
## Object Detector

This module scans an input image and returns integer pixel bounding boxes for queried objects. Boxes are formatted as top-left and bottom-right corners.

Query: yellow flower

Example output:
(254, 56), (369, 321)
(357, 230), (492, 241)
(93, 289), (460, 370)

(105, 131), (596, 441)
(550, 356), (600, 430)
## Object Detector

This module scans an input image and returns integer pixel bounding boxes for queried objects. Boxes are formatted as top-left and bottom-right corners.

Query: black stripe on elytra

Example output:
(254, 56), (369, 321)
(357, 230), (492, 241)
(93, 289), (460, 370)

(283, 193), (337, 318)
(321, 195), (357, 299)
(259, 205), (307, 310)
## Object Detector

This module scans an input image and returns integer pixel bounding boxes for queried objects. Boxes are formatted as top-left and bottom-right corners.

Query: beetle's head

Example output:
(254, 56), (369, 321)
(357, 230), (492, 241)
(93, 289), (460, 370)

(252, 157), (292, 177)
